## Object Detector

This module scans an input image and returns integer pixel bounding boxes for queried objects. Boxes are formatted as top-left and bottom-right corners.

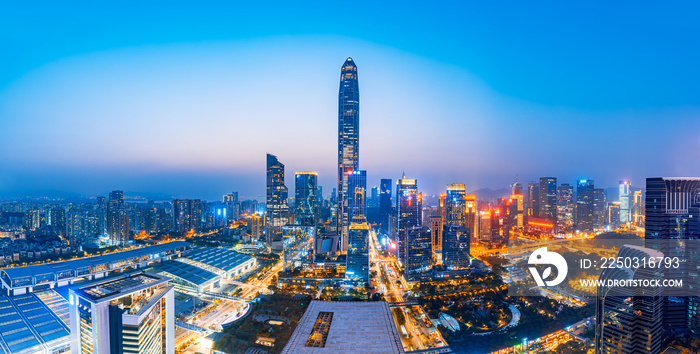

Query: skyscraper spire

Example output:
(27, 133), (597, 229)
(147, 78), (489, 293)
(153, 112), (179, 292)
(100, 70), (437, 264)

(337, 57), (360, 251)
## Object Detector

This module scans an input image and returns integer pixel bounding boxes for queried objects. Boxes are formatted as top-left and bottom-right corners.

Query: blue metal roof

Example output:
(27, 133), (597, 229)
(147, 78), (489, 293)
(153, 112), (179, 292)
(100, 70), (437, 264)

(184, 247), (254, 273)
(0, 241), (190, 282)
(0, 293), (69, 354)
(151, 261), (219, 287)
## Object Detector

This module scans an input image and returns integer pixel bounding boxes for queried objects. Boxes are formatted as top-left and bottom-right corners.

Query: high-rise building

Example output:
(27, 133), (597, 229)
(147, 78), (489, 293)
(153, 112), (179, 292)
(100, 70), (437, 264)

(576, 179), (595, 232)
(465, 195), (478, 243)
(266, 153), (289, 244)
(538, 177), (558, 230)
(396, 175), (421, 268)
(479, 210), (492, 241)
(346, 170), (367, 225)
(429, 215), (443, 260)
(527, 182), (539, 220)
(223, 192), (238, 204)
(379, 178), (392, 234)
(346, 223), (370, 285)
(594, 188), (606, 229)
(618, 180), (631, 224)
(511, 179), (523, 196)
(107, 190), (129, 246)
(445, 184), (466, 226)
(595, 245), (665, 354)
(69, 272), (175, 354)
(173, 199), (202, 234)
(294, 172), (318, 226)
(442, 225), (470, 270)
(557, 184), (574, 233)
(632, 190), (644, 226)
(223, 192), (239, 223)
(606, 201), (620, 226)
(405, 226), (432, 280)
(337, 57), (360, 251)
(370, 186), (379, 207)
(645, 177), (700, 332)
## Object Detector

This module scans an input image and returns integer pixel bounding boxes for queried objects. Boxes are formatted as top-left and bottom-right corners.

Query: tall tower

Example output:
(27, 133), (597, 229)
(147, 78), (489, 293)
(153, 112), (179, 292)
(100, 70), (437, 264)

(445, 184), (466, 226)
(379, 178), (392, 233)
(538, 177), (558, 230)
(396, 175), (421, 268)
(576, 179), (595, 232)
(618, 180), (631, 224)
(294, 171), (318, 226)
(337, 57), (360, 251)
(266, 153), (288, 245)
(107, 190), (129, 247)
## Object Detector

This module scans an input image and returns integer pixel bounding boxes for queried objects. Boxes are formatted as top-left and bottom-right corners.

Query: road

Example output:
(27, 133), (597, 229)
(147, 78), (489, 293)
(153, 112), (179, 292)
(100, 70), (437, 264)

(370, 231), (448, 352)
(174, 258), (284, 350)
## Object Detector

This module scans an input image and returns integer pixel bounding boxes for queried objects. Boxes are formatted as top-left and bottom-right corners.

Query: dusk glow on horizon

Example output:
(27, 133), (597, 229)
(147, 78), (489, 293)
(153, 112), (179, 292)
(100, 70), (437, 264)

(2, 2), (700, 200)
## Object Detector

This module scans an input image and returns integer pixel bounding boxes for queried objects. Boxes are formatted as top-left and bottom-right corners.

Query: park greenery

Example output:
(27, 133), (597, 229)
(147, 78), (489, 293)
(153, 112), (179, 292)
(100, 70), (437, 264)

(214, 293), (310, 354)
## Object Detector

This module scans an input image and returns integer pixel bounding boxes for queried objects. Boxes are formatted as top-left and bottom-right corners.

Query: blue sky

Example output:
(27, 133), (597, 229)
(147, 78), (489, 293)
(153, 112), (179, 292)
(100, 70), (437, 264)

(1, 1), (700, 200)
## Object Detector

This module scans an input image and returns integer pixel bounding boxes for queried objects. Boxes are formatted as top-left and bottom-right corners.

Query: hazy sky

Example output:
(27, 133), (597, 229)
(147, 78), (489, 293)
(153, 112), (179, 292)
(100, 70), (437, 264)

(1, 2), (700, 201)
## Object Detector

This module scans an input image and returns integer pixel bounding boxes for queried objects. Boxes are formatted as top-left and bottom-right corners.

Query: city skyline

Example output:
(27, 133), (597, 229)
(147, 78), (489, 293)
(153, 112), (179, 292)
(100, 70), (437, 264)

(2, 3), (700, 200)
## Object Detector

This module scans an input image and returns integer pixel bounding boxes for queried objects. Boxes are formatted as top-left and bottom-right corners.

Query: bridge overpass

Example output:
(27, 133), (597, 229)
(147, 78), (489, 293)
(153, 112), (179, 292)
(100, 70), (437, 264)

(175, 319), (218, 334)
(201, 291), (253, 304)
(388, 301), (419, 308)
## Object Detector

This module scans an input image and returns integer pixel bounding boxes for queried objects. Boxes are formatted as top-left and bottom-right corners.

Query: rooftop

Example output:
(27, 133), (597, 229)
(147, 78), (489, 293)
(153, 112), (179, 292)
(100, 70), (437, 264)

(76, 272), (166, 301)
(0, 241), (190, 281)
(0, 293), (70, 354)
(282, 301), (405, 354)
(151, 260), (219, 286)
(182, 247), (254, 273)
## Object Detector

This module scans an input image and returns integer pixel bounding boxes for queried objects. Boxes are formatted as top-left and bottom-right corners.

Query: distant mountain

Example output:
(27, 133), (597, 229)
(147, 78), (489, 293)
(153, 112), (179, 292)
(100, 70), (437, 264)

(468, 187), (511, 202)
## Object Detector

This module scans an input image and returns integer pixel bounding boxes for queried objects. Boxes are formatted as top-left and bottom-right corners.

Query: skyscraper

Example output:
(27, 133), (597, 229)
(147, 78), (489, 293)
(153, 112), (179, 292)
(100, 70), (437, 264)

(107, 190), (129, 246)
(538, 177), (557, 230)
(173, 199), (202, 233)
(442, 225), (471, 270)
(346, 170), (367, 225)
(405, 226), (432, 280)
(645, 177), (700, 332)
(266, 153), (289, 245)
(594, 188), (606, 229)
(379, 178), (392, 234)
(337, 57), (360, 250)
(396, 175), (421, 268)
(557, 184), (574, 233)
(465, 195), (478, 243)
(527, 182), (539, 220)
(445, 184), (466, 226)
(632, 190), (644, 226)
(69, 272), (175, 354)
(370, 186), (379, 207)
(618, 180), (631, 224)
(576, 179), (595, 232)
(346, 222), (370, 285)
(294, 171), (318, 226)
(595, 245), (665, 354)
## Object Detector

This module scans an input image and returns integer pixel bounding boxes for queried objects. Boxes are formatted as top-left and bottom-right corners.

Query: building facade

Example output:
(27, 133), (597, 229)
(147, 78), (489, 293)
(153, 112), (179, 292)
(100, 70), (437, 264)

(295, 172), (318, 226)
(337, 57), (360, 251)
(266, 153), (289, 245)
(346, 223), (370, 285)
(69, 272), (175, 354)
(576, 179), (596, 232)
(396, 176), (421, 268)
